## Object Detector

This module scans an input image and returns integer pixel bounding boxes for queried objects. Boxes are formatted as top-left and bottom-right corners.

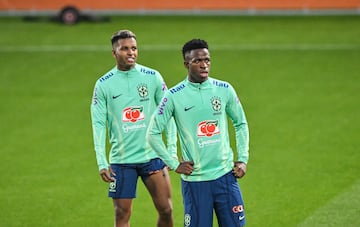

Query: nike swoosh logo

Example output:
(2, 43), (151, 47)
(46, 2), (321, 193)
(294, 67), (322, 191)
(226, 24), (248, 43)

(239, 215), (245, 221)
(112, 94), (122, 99)
(184, 106), (195, 111)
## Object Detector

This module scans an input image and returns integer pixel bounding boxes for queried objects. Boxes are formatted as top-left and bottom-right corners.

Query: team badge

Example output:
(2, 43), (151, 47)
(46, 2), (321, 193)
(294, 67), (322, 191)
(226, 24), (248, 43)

(184, 214), (191, 227)
(211, 96), (221, 111)
(137, 84), (148, 98)
(109, 180), (116, 192)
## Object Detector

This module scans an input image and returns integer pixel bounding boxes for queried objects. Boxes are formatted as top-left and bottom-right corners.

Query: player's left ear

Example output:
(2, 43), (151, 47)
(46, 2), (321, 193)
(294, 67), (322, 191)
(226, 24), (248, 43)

(111, 50), (116, 57)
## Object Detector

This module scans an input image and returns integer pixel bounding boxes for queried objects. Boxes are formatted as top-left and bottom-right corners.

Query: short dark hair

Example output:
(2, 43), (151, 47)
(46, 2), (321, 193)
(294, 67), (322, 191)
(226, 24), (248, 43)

(111, 30), (136, 46)
(182, 39), (209, 60)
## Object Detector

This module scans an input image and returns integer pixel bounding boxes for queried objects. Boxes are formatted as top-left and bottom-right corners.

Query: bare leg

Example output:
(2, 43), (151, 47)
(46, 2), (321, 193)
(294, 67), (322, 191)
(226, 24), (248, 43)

(143, 168), (173, 227)
(113, 198), (133, 227)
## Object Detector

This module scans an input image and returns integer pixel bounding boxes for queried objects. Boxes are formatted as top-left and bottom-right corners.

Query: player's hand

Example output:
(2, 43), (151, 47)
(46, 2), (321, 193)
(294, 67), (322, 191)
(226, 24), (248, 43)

(175, 161), (194, 175)
(99, 168), (115, 182)
(233, 162), (246, 179)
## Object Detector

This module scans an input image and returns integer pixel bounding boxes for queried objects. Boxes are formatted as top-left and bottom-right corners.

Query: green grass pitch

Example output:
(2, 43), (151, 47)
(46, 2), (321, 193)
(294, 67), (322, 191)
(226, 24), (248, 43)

(0, 15), (359, 226)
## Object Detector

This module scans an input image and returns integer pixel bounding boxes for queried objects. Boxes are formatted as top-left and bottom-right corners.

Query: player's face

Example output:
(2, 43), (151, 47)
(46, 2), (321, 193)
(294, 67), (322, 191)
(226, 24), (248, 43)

(112, 37), (138, 71)
(185, 48), (211, 83)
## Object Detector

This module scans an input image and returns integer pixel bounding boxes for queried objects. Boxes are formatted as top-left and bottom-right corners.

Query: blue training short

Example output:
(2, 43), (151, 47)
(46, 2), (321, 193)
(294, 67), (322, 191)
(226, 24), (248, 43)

(108, 158), (166, 199)
(181, 171), (246, 227)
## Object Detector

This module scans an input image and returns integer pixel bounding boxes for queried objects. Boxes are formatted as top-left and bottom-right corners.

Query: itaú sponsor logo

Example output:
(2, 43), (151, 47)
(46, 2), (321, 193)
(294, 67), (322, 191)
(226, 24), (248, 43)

(212, 80), (229, 88)
(169, 83), (185, 94)
(123, 123), (146, 133)
(122, 106), (145, 123)
(99, 72), (114, 82)
(197, 120), (220, 137)
(140, 67), (155, 75)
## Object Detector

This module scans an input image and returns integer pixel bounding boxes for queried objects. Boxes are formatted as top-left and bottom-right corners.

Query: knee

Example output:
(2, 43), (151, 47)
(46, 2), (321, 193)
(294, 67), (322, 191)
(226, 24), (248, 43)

(114, 205), (132, 220)
(158, 206), (173, 219)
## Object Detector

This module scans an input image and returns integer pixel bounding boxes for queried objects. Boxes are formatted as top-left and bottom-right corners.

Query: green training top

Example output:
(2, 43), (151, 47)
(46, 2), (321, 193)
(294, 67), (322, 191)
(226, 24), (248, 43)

(91, 64), (177, 171)
(148, 77), (249, 182)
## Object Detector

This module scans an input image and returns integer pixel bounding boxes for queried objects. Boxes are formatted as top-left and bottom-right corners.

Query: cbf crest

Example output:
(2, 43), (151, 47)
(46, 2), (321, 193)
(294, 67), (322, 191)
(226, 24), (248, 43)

(211, 96), (222, 112)
(137, 83), (148, 98)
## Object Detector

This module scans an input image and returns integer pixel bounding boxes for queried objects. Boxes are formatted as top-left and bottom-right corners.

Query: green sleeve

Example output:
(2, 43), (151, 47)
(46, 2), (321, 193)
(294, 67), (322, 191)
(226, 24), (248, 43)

(147, 93), (180, 170)
(154, 75), (178, 162)
(226, 85), (249, 164)
(90, 82), (109, 171)
(164, 117), (178, 160)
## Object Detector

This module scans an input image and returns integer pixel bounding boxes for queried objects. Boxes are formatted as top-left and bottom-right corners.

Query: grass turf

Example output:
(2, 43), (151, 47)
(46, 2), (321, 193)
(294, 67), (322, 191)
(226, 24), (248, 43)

(0, 15), (359, 226)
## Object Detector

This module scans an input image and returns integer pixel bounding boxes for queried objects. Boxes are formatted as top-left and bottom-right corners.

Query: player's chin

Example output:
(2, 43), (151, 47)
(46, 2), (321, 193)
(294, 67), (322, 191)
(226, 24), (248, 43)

(198, 74), (208, 82)
(126, 62), (136, 67)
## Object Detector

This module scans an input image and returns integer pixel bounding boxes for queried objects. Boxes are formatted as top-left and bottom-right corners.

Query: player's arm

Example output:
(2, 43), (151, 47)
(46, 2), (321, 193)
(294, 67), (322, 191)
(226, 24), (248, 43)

(226, 85), (249, 165)
(90, 82), (109, 172)
(155, 75), (178, 160)
(147, 93), (180, 170)
(164, 117), (178, 160)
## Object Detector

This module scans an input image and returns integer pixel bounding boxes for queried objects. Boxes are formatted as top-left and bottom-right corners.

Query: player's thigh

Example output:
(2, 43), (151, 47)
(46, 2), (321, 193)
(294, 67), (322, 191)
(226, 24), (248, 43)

(181, 180), (213, 227)
(143, 167), (172, 209)
(213, 172), (246, 227)
(109, 164), (138, 199)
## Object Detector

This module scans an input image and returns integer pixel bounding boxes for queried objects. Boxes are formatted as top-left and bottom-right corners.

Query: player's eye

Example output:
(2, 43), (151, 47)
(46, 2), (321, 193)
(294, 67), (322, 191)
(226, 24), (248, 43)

(119, 46), (137, 52)
(191, 58), (210, 64)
